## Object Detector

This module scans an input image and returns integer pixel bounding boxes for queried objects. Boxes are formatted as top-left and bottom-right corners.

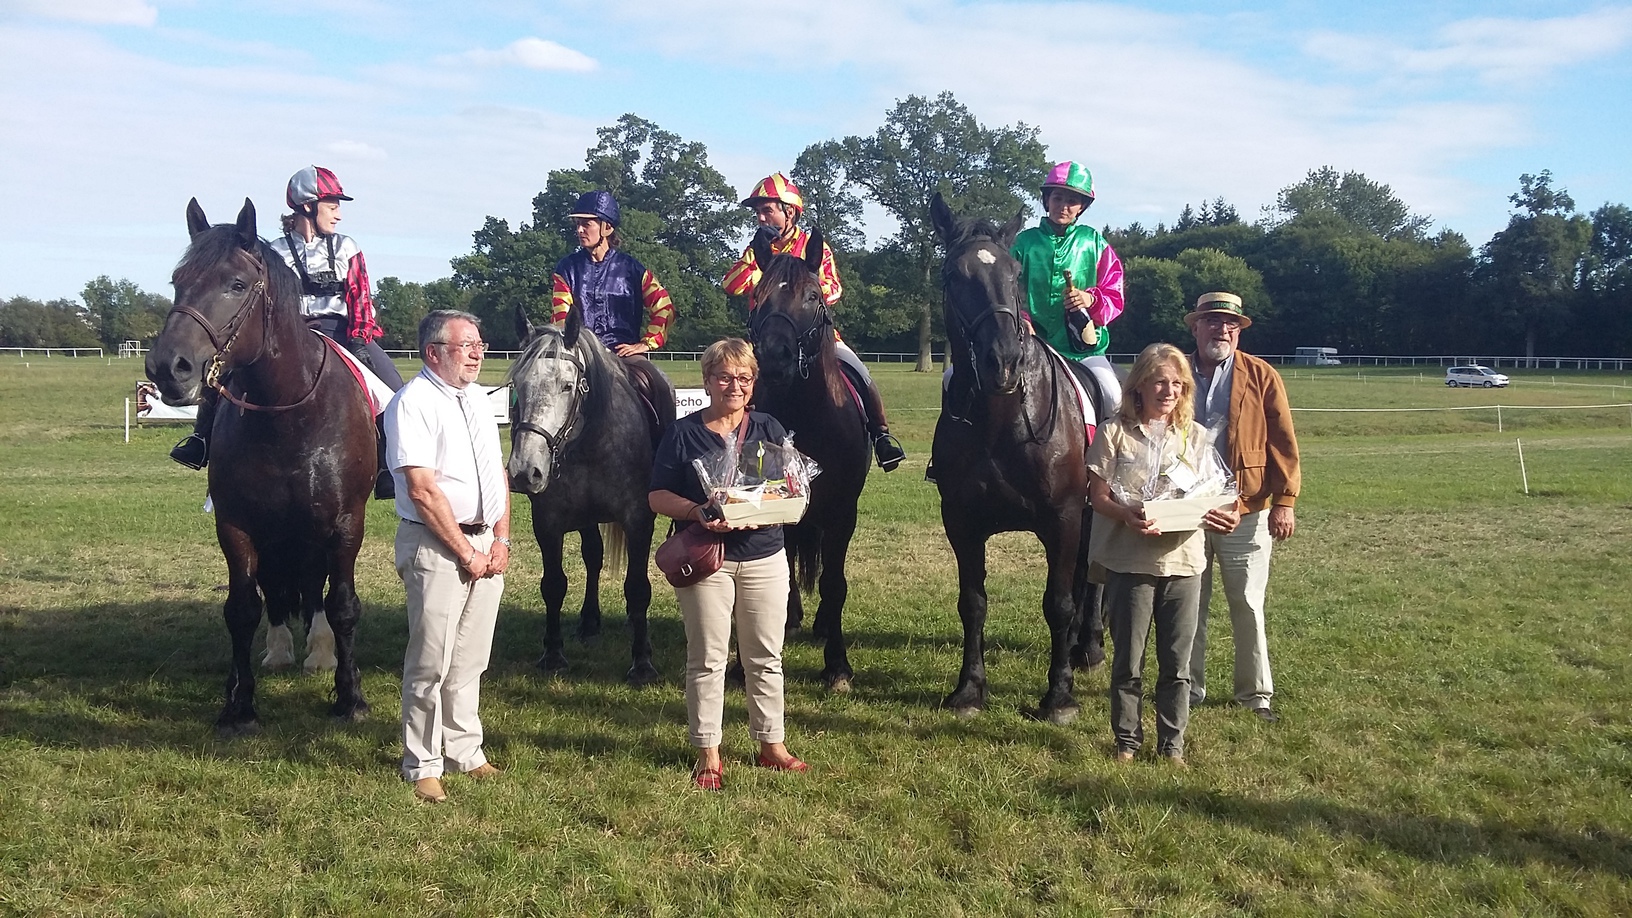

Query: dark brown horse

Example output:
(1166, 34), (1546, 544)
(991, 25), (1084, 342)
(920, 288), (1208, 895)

(747, 228), (870, 691)
(507, 305), (674, 685)
(146, 198), (373, 735)
(928, 192), (1103, 724)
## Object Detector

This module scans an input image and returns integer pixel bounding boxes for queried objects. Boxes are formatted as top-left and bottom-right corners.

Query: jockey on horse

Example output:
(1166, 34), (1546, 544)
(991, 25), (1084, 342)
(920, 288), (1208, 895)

(170, 165), (402, 499)
(1010, 160), (1127, 427)
(723, 172), (907, 472)
(548, 190), (675, 428)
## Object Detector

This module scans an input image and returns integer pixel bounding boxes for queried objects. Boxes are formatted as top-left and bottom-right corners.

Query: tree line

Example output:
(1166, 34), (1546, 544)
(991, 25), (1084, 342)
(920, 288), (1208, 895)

(9, 93), (1628, 362)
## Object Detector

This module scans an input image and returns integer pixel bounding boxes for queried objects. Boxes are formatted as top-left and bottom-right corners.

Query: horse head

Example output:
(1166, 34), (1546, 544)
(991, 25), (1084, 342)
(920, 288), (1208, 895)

(146, 198), (287, 405)
(930, 192), (1027, 396)
(507, 310), (594, 494)
(748, 228), (844, 404)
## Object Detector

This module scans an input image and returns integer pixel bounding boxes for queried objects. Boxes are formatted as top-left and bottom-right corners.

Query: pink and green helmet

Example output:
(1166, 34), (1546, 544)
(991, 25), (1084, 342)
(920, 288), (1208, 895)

(1041, 161), (1095, 205)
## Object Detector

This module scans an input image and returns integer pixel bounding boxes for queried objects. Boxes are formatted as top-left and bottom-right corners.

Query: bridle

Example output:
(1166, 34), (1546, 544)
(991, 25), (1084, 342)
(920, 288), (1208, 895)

(748, 278), (832, 380)
(165, 246), (328, 413)
(943, 251), (1061, 443)
(510, 338), (591, 481)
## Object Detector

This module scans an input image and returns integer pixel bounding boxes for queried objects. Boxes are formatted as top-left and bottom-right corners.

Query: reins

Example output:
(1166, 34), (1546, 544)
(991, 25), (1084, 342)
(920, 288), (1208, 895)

(943, 257), (1065, 445)
(748, 295), (832, 381)
(166, 246), (330, 413)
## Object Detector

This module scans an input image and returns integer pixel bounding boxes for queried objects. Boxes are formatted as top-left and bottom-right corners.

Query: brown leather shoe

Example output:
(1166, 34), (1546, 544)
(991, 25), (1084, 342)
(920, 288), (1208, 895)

(1113, 750), (1136, 763)
(463, 763), (501, 780)
(413, 776), (447, 803)
(1162, 752), (1188, 769)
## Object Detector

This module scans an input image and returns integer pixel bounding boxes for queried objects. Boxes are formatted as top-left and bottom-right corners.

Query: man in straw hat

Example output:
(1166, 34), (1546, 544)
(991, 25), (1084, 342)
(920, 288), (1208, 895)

(1184, 292), (1300, 723)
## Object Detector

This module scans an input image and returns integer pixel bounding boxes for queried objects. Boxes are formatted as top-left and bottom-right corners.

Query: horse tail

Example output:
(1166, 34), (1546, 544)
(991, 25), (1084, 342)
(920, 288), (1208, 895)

(600, 522), (626, 579)
(790, 524), (821, 596)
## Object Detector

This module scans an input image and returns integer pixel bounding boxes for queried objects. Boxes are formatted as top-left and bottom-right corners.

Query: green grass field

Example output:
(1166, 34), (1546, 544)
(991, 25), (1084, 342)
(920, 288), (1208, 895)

(3, 355), (1631, 916)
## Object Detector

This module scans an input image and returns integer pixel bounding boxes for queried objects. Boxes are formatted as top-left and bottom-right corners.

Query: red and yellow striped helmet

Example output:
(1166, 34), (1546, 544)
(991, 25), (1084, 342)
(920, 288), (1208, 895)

(740, 172), (804, 220)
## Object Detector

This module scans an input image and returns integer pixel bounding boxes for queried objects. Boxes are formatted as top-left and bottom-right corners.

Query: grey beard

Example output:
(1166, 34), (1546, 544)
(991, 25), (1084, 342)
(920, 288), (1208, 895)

(1200, 341), (1234, 364)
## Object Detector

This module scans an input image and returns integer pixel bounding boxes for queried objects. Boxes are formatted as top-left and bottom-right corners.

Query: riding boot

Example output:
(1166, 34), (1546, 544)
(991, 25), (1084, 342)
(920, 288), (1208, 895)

(373, 416), (395, 501)
(859, 378), (906, 472)
(169, 389), (218, 469)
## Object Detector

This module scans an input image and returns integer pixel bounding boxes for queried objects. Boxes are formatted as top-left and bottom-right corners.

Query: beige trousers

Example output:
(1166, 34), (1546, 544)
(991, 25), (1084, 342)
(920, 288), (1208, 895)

(396, 521), (503, 781)
(675, 553), (791, 748)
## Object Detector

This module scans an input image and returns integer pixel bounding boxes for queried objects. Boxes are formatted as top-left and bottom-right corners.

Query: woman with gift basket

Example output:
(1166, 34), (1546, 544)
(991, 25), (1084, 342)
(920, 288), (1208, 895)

(1085, 343), (1240, 767)
(648, 338), (817, 790)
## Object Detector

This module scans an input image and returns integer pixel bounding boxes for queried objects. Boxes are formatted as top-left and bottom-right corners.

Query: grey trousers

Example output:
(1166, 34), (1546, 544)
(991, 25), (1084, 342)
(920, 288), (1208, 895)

(1106, 570), (1201, 756)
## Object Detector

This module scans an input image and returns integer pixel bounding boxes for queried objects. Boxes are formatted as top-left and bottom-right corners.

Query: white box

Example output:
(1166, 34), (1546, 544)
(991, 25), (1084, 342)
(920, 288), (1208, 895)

(1137, 495), (1237, 532)
(719, 494), (809, 526)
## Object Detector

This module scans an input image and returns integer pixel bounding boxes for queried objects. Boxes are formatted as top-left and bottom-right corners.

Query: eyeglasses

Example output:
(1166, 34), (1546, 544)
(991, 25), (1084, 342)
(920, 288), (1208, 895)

(1196, 316), (1242, 332)
(435, 341), (488, 354)
(711, 373), (756, 388)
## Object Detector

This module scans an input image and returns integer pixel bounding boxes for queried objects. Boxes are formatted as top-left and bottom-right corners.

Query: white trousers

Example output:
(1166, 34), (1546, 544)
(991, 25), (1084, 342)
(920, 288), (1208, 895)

(675, 554), (791, 748)
(396, 522), (503, 781)
(1188, 509), (1275, 708)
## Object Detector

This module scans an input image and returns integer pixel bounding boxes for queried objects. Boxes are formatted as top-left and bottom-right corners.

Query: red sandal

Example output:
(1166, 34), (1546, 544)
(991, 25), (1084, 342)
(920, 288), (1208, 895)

(755, 752), (809, 772)
(692, 766), (724, 791)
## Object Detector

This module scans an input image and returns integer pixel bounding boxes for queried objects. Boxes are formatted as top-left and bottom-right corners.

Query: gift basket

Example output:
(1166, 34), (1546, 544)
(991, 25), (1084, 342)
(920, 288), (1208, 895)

(692, 434), (821, 526)
(1108, 421), (1237, 531)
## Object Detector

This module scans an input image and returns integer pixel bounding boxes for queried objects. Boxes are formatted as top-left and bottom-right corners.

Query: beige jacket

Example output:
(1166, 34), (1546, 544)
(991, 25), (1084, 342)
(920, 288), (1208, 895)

(1206, 350), (1301, 514)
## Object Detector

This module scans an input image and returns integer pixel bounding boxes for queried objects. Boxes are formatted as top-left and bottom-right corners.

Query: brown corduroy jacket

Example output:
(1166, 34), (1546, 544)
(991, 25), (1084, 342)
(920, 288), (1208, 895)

(1197, 349), (1301, 513)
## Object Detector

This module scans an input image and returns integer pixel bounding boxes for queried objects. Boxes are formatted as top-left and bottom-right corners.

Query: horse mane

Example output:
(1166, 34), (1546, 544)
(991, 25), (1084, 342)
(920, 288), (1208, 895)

(939, 215), (1007, 261)
(504, 322), (617, 427)
(756, 251), (847, 409)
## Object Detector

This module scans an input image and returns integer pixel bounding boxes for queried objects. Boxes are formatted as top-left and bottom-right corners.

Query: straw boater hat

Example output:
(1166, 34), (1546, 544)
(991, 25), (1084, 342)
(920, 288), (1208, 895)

(1183, 291), (1252, 329)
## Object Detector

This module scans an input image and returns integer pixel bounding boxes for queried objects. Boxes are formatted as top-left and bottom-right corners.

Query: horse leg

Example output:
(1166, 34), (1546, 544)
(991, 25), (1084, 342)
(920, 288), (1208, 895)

(784, 544), (805, 634)
(323, 539), (370, 722)
(941, 525), (990, 716)
(299, 560), (337, 674)
(1070, 515), (1105, 671)
(815, 516), (856, 693)
(1036, 518), (1083, 725)
(216, 527), (263, 736)
(261, 576), (297, 671)
(535, 527), (570, 673)
(622, 517), (658, 687)
(577, 525), (603, 641)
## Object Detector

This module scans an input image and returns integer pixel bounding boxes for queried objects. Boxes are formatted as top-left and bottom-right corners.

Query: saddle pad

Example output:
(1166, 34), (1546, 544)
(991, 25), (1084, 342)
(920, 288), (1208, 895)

(314, 331), (390, 416)
(1045, 346), (1098, 445)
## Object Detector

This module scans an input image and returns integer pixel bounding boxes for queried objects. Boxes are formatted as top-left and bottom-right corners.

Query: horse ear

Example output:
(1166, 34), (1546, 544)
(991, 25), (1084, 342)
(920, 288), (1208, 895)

(562, 301), (583, 349)
(514, 304), (536, 346)
(803, 227), (825, 274)
(750, 228), (775, 279)
(186, 198), (210, 239)
(997, 209), (1026, 248)
(930, 192), (957, 245)
(234, 198), (258, 252)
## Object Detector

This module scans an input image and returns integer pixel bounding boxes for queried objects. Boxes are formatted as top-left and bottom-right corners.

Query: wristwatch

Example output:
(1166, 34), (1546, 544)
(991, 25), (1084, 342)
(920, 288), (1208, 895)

(494, 536), (512, 547)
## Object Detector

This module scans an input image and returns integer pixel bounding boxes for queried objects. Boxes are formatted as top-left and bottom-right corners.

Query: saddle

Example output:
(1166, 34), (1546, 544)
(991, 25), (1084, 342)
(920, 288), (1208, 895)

(833, 361), (870, 427)
(1043, 343), (1100, 444)
(617, 355), (675, 446)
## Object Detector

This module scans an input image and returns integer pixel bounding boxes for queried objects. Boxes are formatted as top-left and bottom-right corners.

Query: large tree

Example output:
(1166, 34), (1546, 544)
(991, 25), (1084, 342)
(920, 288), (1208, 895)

(453, 114), (749, 350)
(825, 92), (1047, 370)
(80, 276), (171, 349)
(1478, 171), (1593, 361)
(0, 296), (101, 348)
(1267, 166), (1432, 241)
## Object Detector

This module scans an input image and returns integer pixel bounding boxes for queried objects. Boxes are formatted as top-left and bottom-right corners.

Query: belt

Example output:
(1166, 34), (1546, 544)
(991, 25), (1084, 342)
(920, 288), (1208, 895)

(403, 519), (489, 536)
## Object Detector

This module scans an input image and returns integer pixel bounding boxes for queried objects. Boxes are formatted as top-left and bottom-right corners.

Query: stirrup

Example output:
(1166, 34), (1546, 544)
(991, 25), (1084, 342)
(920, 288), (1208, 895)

(170, 434), (208, 470)
(873, 432), (906, 472)
(923, 459), (938, 484)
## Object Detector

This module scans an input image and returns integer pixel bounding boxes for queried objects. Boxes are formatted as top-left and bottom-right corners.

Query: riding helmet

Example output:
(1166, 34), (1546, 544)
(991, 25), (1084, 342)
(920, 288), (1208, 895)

(287, 166), (353, 209)
(741, 173), (804, 220)
(1040, 161), (1095, 206)
(568, 190), (621, 228)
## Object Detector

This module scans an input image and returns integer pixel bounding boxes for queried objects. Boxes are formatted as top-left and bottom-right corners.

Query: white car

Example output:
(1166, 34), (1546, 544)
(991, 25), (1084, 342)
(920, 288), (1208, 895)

(1445, 366), (1510, 388)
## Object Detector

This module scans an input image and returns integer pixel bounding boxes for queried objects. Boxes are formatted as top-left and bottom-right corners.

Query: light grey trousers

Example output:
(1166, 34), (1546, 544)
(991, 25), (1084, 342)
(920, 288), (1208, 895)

(675, 553), (792, 748)
(1106, 570), (1201, 757)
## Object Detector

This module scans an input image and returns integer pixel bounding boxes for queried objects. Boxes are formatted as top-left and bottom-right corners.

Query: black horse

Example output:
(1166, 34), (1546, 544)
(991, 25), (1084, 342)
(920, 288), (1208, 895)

(146, 198), (373, 734)
(928, 192), (1104, 724)
(747, 228), (871, 691)
(507, 306), (674, 685)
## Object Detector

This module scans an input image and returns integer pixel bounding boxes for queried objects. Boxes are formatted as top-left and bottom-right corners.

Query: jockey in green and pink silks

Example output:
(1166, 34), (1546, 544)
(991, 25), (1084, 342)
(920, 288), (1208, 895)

(1010, 160), (1126, 417)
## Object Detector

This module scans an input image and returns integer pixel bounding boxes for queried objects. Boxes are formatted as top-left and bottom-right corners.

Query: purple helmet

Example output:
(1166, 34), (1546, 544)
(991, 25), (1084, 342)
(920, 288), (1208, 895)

(568, 190), (621, 228)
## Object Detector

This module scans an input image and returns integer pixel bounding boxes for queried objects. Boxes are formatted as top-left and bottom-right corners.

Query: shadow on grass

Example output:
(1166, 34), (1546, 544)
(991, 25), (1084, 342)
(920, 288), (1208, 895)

(1049, 775), (1632, 878)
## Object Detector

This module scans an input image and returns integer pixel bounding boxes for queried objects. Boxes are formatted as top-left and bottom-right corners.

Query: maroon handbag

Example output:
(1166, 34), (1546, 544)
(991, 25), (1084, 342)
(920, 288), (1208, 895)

(654, 523), (724, 587)
(654, 414), (750, 587)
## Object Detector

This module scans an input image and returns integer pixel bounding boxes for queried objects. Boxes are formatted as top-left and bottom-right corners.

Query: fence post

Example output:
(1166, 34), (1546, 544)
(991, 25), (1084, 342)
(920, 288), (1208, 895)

(1497, 405), (1503, 432)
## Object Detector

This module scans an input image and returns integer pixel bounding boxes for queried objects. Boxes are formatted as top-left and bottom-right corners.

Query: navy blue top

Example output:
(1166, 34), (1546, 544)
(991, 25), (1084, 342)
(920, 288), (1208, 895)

(649, 409), (788, 562)
(553, 248), (651, 349)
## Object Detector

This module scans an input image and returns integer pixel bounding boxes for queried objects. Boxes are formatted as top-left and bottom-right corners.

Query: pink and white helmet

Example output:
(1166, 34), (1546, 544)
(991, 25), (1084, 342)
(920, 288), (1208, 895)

(286, 166), (353, 209)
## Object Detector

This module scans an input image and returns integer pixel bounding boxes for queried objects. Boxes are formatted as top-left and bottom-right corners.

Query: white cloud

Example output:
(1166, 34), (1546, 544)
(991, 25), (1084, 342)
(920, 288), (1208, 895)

(2, 0), (157, 26)
(325, 140), (388, 161)
(1304, 7), (1632, 84)
(460, 37), (598, 73)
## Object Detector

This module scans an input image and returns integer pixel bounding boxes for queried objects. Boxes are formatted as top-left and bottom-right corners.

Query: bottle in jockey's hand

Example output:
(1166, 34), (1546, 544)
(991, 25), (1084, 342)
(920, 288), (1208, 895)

(1063, 270), (1099, 350)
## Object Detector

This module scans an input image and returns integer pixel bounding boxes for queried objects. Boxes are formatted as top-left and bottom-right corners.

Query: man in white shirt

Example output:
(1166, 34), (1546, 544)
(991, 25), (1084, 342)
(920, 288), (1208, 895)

(384, 310), (512, 803)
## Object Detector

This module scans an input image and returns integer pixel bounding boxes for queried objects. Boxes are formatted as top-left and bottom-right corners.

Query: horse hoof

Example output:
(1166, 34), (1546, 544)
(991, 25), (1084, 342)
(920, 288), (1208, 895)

(1070, 649), (1104, 672)
(302, 656), (338, 676)
(626, 662), (660, 687)
(725, 661), (745, 688)
(826, 674), (853, 694)
(331, 701), (370, 723)
(537, 653), (570, 674)
(214, 718), (261, 739)
(951, 705), (982, 720)
(1044, 705), (1081, 727)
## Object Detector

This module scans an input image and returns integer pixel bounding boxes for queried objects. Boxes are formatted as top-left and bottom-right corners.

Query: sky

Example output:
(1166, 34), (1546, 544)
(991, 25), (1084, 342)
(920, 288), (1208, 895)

(2, 0), (1630, 303)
